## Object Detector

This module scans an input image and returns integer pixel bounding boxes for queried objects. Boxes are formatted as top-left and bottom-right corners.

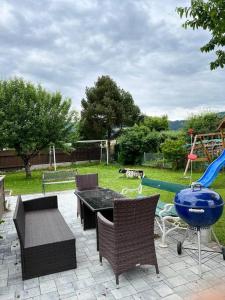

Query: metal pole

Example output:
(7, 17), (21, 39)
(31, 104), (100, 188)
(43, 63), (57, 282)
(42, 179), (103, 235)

(197, 228), (202, 277)
(190, 134), (193, 185)
(100, 142), (103, 163)
(53, 145), (56, 171)
(106, 141), (109, 165)
(49, 146), (52, 167)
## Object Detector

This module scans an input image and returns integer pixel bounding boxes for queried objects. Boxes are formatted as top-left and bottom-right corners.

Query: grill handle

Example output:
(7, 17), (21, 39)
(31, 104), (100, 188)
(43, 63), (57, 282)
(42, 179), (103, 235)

(188, 208), (205, 214)
(191, 182), (202, 191)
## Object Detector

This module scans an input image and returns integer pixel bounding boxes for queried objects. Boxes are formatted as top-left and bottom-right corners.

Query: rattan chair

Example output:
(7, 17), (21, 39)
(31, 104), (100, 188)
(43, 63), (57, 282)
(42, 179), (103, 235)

(97, 194), (160, 286)
(75, 174), (99, 221)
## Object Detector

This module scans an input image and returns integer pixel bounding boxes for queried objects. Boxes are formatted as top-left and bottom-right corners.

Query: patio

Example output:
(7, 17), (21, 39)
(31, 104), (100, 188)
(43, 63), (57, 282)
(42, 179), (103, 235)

(1, 191), (225, 300)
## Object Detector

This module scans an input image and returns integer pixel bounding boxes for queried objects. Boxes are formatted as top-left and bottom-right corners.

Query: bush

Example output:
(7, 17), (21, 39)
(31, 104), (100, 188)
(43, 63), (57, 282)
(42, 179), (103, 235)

(161, 130), (185, 141)
(117, 125), (162, 164)
(161, 139), (186, 169)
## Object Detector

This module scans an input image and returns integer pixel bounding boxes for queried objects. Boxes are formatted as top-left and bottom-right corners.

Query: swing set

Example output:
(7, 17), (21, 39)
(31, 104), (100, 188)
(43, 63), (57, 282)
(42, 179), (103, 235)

(184, 119), (225, 177)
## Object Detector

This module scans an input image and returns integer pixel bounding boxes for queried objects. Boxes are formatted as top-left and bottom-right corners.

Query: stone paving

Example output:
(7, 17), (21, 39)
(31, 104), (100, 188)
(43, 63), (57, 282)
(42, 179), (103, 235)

(1, 190), (225, 300)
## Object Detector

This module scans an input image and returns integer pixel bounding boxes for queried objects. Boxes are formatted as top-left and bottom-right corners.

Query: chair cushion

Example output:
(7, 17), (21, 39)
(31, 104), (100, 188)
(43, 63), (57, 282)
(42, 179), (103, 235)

(137, 196), (178, 218)
(25, 209), (74, 248)
(156, 200), (178, 217)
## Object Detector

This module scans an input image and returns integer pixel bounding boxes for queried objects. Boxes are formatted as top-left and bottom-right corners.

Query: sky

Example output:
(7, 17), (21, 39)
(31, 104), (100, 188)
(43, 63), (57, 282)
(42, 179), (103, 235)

(0, 0), (225, 120)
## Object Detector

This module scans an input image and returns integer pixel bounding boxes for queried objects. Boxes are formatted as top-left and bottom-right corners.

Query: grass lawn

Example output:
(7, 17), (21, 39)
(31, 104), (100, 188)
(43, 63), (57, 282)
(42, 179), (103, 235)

(2, 163), (225, 244)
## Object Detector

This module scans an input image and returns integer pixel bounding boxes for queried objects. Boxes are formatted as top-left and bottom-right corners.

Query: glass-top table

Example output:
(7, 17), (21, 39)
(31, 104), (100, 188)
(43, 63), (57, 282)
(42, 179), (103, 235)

(75, 188), (125, 249)
(75, 188), (124, 211)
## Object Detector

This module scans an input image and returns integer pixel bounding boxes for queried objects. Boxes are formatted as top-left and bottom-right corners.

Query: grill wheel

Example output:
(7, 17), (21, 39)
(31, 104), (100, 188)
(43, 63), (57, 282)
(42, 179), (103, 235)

(177, 241), (182, 255)
(222, 247), (225, 260)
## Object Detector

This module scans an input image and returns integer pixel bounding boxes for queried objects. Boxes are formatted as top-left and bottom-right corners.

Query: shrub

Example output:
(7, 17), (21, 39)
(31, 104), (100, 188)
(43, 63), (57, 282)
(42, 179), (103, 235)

(161, 138), (186, 169)
(117, 125), (162, 164)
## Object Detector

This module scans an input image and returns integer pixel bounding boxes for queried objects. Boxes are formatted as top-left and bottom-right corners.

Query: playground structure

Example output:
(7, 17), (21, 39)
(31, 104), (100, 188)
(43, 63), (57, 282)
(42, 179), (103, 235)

(184, 131), (225, 177)
(184, 117), (225, 186)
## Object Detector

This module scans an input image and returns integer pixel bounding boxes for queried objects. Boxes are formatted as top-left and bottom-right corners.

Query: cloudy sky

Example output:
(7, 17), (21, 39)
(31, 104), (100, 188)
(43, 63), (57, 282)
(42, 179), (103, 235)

(1, 0), (224, 120)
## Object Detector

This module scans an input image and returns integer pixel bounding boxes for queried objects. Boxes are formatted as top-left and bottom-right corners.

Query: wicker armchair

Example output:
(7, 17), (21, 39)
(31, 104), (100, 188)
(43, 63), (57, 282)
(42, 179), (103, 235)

(97, 194), (160, 286)
(75, 174), (99, 221)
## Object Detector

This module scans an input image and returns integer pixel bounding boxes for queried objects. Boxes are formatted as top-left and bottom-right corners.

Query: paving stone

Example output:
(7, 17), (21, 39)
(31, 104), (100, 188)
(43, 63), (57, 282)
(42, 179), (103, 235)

(24, 278), (39, 290)
(152, 282), (174, 298)
(33, 291), (60, 300)
(111, 285), (137, 299)
(133, 289), (160, 300)
(159, 266), (178, 278)
(130, 278), (150, 292)
(17, 287), (41, 299)
(166, 275), (188, 288)
(162, 294), (182, 300)
(40, 279), (57, 293)
(57, 282), (75, 296)
(76, 288), (96, 300)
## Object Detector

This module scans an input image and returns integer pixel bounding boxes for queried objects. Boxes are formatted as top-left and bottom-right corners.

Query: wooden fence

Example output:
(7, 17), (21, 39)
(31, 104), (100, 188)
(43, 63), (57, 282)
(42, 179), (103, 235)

(0, 148), (100, 170)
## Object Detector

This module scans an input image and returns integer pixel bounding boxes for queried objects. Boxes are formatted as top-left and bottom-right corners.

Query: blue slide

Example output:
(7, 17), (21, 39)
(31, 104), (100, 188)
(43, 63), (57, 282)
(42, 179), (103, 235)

(197, 149), (225, 187)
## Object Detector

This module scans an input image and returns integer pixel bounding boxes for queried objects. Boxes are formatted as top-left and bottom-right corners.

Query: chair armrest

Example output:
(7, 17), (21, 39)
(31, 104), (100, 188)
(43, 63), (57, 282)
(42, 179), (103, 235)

(121, 186), (142, 195)
(97, 212), (114, 228)
(23, 195), (58, 211)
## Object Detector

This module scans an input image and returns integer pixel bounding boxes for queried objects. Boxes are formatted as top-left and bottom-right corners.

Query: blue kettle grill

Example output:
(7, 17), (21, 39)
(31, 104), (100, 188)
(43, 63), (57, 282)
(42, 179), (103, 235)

(174, 183), (225, 276)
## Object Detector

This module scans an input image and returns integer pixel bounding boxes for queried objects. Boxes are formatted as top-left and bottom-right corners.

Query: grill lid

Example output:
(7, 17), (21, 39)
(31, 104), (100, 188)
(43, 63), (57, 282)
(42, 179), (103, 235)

(174, 185), (224, 209)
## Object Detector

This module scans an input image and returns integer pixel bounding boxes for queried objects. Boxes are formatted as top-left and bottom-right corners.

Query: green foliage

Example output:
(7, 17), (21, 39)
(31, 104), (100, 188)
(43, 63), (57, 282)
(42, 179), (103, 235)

(142, 115), (169, 131)
(0, 78), (76, 177)
(161, 130), (185, 141)
(161, 139), (186, 169)
(184, 112), (221, 134)
(117, 125), (162, 164)
(177, 0), (225, 70)
(79, 75), (140, 142)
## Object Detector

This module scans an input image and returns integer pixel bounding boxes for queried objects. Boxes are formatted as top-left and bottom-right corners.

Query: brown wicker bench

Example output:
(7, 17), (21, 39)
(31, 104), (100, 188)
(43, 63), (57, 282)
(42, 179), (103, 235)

(13, 195), (77, 280)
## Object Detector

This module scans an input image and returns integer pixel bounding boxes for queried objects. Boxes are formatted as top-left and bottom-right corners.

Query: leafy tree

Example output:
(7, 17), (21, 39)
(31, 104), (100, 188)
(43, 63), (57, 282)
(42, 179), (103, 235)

(0, 78), (75, 178)
(161, 130), (185, 141)
(177, 0), (225, 70)
(183, 112), (221, 134)
(118, 125), (162, 164)
(80, 75), (140, 147)
(161, 139), (186, 169)
(142, 115), (169, 131)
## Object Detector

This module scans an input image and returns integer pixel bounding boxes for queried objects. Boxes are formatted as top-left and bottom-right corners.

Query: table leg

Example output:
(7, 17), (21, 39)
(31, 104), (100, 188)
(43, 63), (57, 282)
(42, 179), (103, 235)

(83, 203), (96, 230)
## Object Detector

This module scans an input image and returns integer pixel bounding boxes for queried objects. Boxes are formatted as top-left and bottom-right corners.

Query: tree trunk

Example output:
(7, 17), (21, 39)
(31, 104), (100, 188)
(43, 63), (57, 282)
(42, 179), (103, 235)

(23, 158), (32, 178)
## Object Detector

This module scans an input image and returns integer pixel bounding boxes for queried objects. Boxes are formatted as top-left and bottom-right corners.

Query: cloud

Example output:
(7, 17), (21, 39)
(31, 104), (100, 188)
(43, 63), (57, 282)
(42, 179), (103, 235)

(0, 0), (224, 120)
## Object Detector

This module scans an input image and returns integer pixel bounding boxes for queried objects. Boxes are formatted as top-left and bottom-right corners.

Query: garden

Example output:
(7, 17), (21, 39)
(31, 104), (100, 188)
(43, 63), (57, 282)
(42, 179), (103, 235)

(3, 162), (225, 246)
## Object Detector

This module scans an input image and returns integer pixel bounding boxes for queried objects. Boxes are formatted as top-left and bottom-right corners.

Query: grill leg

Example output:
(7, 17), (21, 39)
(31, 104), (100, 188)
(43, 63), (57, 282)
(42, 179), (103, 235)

(197, 228), (202, 277)
(211, 227), (222, 250)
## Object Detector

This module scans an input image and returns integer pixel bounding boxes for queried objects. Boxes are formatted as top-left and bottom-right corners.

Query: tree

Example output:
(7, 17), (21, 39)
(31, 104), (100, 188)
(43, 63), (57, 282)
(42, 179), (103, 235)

(142, 115), (169, 131)
(177, 0), (225, 70)
(0, 78), (75, 178)
(183, 112), (221, 134)
(80, 75), (140, 147)
(161, 139), (186, 169)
